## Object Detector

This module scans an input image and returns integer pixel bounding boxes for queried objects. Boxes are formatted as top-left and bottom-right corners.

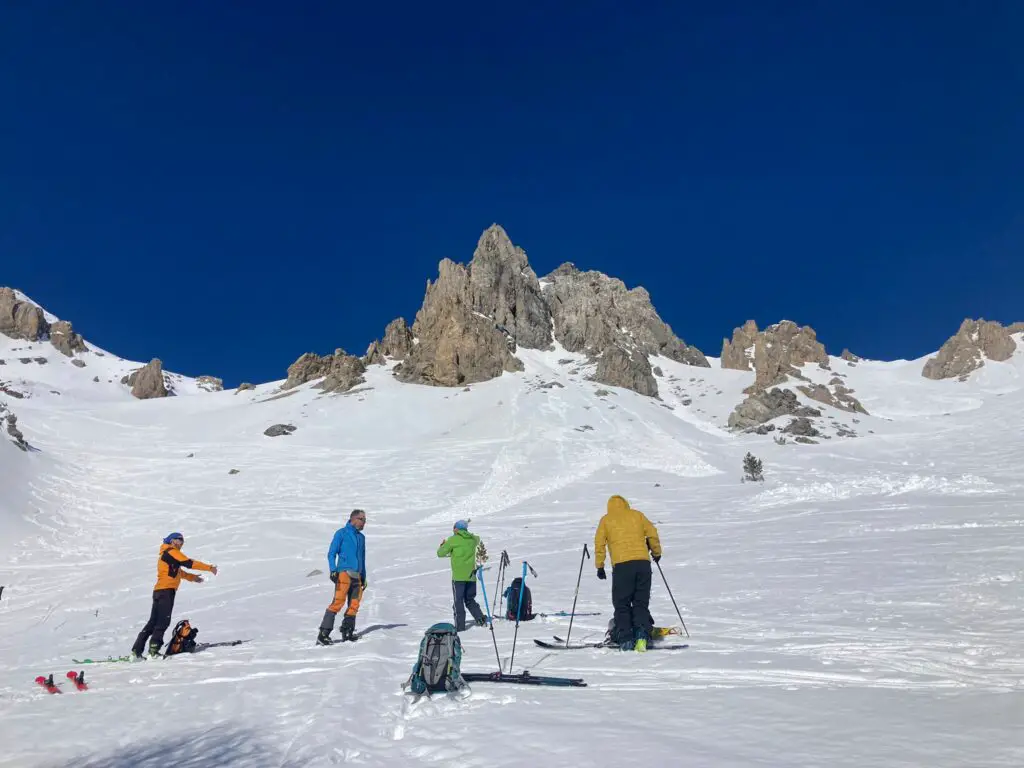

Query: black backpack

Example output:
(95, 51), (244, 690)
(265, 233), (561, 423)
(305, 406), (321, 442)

(503, 577), (535, 621)
(165, 619), (199, 656)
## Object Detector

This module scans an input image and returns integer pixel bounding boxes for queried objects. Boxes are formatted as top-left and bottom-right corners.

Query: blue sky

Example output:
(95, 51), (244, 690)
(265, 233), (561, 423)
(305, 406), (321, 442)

(2, 2), (1021, 386)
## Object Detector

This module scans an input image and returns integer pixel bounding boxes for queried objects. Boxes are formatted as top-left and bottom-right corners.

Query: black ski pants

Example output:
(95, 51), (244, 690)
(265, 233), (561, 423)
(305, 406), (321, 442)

(452, 580), (485, 631)
(132, 588), (176, 655)
(611, 559), (653, 644)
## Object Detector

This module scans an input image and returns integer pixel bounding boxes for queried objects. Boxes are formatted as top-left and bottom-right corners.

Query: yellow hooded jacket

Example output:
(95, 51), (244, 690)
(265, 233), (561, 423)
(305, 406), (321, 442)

(594, 495), (662, 569)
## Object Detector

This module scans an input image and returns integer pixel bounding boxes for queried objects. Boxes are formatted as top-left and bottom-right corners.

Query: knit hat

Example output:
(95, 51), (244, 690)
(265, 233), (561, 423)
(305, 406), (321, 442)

(453, 520), (469, 531)
(163, 532), (184, 544)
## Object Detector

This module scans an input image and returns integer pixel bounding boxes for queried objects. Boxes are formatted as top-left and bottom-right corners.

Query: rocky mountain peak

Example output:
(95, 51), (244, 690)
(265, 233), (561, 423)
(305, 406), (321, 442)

(358, 226), (712, 397)
(922, 318), (1021, 381)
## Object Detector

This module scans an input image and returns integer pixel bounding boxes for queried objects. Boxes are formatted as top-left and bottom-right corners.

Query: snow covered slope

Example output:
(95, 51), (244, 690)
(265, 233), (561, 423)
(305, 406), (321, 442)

(0, 326), (1022, 766)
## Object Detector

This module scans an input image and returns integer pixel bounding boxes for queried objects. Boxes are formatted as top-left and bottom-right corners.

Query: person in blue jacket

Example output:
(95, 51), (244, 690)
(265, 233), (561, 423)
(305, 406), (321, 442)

(317, 509), (367, 645)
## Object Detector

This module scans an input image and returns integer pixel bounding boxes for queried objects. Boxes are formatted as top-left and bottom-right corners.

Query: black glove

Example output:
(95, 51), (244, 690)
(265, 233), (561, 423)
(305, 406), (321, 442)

(330, 571), (339, 583)
(596, 567), (606, 580)
(652, 555), (661, 564)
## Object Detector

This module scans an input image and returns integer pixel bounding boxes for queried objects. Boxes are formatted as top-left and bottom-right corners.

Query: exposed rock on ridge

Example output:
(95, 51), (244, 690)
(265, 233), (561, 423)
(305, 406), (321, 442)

(196, 376), (224, 393)
(0, 287), (87, 358)
(283, 349), (366, 393)
(721, 320), (830, 392)
(395, 257), (524, 387)
(122, 359), (170, 399)
(720, 320), (760, 370)
(922, 319), (1022, 381)
(306, 225), (707, 397)
(365, 318), (414, 365)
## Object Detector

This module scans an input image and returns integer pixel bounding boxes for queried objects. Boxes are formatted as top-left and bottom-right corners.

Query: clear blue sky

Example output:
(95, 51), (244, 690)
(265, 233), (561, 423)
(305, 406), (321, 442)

(2, 2), (1021, 386)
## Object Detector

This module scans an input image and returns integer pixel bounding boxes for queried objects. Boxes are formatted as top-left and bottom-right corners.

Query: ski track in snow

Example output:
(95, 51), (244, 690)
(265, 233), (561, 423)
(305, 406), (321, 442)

(0, 342), (1022, 766)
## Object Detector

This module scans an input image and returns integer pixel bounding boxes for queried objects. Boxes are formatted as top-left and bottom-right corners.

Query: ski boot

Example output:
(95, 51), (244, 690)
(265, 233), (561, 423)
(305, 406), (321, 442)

(634, 627), (649, 653)
(316, 629), (334, 646)
(147, 641), (163, 658)
(340, 615), (357, 642)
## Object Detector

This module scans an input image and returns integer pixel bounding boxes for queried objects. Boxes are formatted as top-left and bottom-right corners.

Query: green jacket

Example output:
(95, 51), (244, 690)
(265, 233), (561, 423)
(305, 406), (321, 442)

(437, 530), (481, 582)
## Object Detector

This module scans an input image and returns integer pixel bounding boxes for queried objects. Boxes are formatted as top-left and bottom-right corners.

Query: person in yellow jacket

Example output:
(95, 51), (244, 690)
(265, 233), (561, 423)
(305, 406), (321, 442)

(131, 532), (218, 659)
(594, 495), (662, 651)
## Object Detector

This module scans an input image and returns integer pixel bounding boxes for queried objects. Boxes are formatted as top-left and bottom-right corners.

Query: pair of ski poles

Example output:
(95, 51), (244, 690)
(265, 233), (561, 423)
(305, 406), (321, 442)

(564, 542), (689, 645)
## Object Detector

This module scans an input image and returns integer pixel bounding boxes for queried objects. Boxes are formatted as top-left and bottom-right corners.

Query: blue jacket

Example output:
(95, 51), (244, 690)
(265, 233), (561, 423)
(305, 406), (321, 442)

(327, 522), (366, 581)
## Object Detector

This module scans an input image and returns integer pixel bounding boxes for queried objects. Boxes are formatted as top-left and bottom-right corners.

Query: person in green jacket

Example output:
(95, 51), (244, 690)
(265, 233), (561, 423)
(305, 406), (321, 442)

(437, 520), (487, 631)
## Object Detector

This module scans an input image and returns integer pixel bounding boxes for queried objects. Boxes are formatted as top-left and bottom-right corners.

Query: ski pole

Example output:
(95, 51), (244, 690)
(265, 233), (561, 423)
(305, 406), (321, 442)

(494, 549), (509, 618)
(507, 561), (528, 673)
(564, 544), (590, 647)
(477, 566), (503, 674)
(654, 558), (690, 638)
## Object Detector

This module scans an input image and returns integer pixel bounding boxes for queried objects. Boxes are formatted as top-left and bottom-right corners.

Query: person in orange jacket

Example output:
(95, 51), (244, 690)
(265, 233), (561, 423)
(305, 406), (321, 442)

(131, 532), (217, 659)
(594, 495), (662, 651)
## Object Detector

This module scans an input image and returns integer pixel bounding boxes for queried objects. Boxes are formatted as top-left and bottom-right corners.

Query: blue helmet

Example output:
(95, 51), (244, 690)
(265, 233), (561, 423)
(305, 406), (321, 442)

(163, 532), (184, 544)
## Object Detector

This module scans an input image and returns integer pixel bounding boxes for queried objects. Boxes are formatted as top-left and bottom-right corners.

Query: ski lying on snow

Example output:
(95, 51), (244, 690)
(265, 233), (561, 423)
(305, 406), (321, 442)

(535, 638), (690, 651)
(72, 640), (249, 664)
(462, 671), (587, 687)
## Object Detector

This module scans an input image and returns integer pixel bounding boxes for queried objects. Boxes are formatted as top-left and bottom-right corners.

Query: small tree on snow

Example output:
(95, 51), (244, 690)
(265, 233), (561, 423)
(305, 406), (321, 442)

(743, 452), (764, 482)
(476, 540), (489, 565)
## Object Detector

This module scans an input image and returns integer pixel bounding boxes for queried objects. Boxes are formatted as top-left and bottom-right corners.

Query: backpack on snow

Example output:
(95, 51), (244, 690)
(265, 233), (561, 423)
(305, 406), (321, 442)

(403, 622), (465, 695)
(165, 619), (199, 656)
(503, 577), (535, 621)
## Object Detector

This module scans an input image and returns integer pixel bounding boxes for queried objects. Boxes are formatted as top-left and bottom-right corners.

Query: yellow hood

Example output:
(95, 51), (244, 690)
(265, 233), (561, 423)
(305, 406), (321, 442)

(607, 495), (630, 514)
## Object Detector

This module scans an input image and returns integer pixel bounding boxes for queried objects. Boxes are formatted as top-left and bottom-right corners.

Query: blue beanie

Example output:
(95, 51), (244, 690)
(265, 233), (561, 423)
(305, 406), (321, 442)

(454, 520), (468, 531)
(163, 532), (184, 544)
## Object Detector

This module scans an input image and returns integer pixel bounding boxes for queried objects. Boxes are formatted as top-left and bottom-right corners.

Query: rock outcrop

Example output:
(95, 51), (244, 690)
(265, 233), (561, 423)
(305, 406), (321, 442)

(283, 349), (366, 393)
(313, 225), (708, 397)
(798, 382), (868, 414)
(593, 346), (658, 397)
(1, 403), (29, 451)
(0, 287), (89, 357)
(196, 375), (224, 393)
(264, 424), (297, 437)
(727, 387), (822, 431)
(543, 263), (708, 369)
(922, 319), (1021, 381)
(468, 225), (552, 349)
(0, 288), (47, 342)
(394, 257), (524, 388)
(720, 320), (760, 370)
(48, 320), (87, 357)
(365, 318), (415, 365)
(840, 349), (861, 362)
(236, 382), (256, 393)
(122, 359), (170, 399)
(722, 320), (830, 392)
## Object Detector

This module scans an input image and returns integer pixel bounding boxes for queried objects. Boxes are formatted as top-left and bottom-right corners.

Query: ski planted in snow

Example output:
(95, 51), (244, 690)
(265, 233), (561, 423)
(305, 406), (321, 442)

(65, 670), (88, 691)
(34, 674), (62, 694)
(461, 671), (587, 687)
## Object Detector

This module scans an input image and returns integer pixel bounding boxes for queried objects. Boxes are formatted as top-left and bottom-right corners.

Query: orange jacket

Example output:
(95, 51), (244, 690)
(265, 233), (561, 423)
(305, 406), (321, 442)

(154, 543), (214, 591)
(595, 495), (662, 568)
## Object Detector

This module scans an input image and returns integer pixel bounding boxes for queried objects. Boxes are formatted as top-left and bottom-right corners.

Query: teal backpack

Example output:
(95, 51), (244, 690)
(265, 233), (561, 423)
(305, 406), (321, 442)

(403, 622), (465, 695)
